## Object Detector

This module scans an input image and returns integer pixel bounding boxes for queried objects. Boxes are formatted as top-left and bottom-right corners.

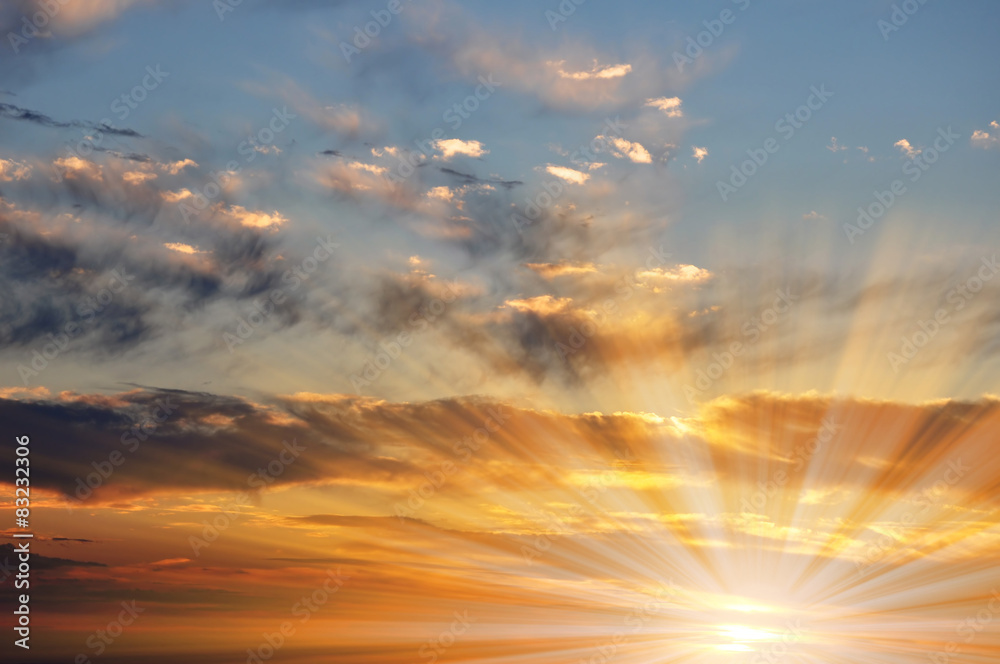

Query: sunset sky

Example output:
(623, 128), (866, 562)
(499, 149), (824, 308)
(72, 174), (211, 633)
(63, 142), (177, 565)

(2, 1), (1000, 662)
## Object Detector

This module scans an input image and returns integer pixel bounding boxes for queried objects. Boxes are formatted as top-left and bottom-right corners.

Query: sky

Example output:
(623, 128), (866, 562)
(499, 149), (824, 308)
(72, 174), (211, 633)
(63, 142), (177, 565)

(1, 0), (1000, 662)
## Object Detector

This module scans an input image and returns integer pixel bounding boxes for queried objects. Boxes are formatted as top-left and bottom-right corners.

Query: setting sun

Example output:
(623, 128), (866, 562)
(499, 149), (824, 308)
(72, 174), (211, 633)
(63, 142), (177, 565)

(2, 1), (999, 662)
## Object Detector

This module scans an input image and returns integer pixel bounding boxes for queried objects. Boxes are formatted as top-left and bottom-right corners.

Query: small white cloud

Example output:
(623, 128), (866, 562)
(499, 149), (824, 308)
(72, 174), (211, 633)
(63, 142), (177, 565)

(645, 97), (683, 118)
(545, 165), (590, 184)
(802, 211), (826, 221)
(692, 146), (708, 164)
(226, 205), (289, 229)
(162, 159), (198, 174)
(433, 138), (488, 160)
(555, 61), (632, 80)
(347, 161), (386, 175)
(164, 242), (204, 255)
(123, 171), (157, 184)
(161, 189), (192, 203)
(827, 137), (848, 153)
(971, 121), (1000, 150)
(894, 139), (920, 158)
(601, 135), (652, 164)
(637, 265), (713, 290)
(427, 186), (454, 202)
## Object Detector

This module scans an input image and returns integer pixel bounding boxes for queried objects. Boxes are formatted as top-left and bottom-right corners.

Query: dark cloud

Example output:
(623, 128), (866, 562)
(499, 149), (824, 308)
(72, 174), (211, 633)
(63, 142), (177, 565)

(0, 156), (331, 356)
(0, 388), (417, 501)
(51, 537), (95, 543)
(438, 166), (522, 190)
(0, 543), (104, 571)
(0, 103), (143, 137)
(0, 388), (667, 502)
(88, 146), (154, 162)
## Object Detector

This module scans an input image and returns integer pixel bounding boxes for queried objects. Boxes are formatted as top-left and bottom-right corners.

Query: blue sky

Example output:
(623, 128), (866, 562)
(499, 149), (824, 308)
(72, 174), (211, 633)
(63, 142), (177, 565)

(1, 0), (999, 408)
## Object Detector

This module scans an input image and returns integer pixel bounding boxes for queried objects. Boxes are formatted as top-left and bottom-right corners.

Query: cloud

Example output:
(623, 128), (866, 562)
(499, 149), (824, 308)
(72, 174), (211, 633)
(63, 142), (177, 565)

(0, 103), (142, 137)
(0, 543), (103, 571)
(122, 170), (157, 184)
(432, 138), (487, 160)
(802, 211), (825, 221)
(894, 139), (920, 158)
(314, 158), (396, 198)
(244, 76), (365, 136)
(0, 157), (31, 181)
(645, 97), (683, 118)
(53, 155), (103, 180)
(6, 386), (1000, 560)
(641, 265), (712, 285)
(438, 167), (522, 190)
(971, 121), (1000, 149)
(0, 0), (154, 40)
(408, 3), (686, 111)
(827, 137), (848, 152)
(164, 242), (203, 254)
(204, 204), (290, 229)
(0, 158), (326, 359)
(0, 388), (676, 502)
(426, 186), (454, 202)
(524, 262), (598, 279)
(545, 165), (590, 184)
(601, 135), (652, 163)
(163, 158), (198, 174)
(556, 61), (633, 80)
(692, 146), (708, 164)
